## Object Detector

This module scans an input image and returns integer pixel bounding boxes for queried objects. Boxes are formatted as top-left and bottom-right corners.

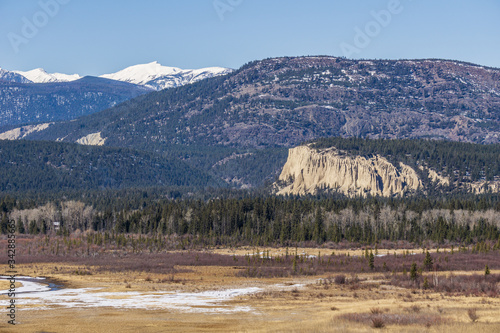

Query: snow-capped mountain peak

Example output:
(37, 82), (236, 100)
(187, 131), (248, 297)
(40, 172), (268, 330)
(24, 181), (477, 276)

(100, 61), (182, 86)
(14, 68), (81, 83)
(4, 61), (232, 90)
(100, 61), (233, 90)
(0, 68), (33, 83)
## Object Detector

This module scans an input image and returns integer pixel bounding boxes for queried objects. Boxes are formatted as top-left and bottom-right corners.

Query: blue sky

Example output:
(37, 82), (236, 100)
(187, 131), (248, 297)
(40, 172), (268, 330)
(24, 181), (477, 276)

(0, 0), (499, 75)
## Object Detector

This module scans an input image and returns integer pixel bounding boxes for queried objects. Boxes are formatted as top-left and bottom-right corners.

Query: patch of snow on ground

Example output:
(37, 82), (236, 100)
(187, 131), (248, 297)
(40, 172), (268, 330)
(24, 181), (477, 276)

(17, 287), (260, 312)
(0, 276), (267, 313)
(0, 276), (50, 294)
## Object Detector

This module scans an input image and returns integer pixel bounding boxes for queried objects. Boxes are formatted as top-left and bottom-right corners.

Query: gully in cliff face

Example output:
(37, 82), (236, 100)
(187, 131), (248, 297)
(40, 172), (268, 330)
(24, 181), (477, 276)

(275, 145), (421, 197)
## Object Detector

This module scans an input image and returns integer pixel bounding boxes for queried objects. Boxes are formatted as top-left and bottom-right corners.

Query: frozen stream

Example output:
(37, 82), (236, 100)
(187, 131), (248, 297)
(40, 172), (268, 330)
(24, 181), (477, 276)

(0, 276), (298, 313)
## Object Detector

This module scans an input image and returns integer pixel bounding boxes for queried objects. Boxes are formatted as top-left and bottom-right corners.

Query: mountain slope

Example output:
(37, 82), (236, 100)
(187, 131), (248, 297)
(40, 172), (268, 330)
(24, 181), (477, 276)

(13, 68), (81, 83)
(0, 62), (232, 128)
(7, 56), (500, 190)
(0, 140), (218, 193)
(100, 61), (233, 90)
(21, 56), (500, 148)
(0, 76), (152, 127)
(0, 68), (33, 83)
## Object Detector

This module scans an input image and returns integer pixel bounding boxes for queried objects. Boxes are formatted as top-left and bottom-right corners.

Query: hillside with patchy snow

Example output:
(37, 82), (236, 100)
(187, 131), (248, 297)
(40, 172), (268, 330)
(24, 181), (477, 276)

(19, 56), (500, 147)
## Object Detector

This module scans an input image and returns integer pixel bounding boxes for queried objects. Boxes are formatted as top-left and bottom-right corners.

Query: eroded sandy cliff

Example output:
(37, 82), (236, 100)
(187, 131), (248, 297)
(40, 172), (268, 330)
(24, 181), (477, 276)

(276, 145), (421, 197)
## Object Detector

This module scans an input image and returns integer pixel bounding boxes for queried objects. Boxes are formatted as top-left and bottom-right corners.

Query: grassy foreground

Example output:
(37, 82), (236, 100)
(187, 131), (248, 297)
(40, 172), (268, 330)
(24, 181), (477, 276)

(1, 236), (500, 332)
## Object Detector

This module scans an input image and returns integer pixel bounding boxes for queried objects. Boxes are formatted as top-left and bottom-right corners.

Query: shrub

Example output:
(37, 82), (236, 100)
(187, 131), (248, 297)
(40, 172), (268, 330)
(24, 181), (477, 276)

(340, 312), (446, 326)
(468, 308), (479, 323)
(391, 273), (500, 296)
(334, 274), (346, 285)
(371, 316), (385, 328)
(409, 305), (421, 313)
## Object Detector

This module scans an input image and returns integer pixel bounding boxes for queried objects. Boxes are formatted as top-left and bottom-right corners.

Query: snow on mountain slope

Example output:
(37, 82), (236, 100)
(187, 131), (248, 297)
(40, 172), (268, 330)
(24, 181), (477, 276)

(0, 68), (33, 83)
(14, 68), (81, 83)
(100, 61), (233, 90)
(4, 62), (231, 89)
(100, 61), (181, 85)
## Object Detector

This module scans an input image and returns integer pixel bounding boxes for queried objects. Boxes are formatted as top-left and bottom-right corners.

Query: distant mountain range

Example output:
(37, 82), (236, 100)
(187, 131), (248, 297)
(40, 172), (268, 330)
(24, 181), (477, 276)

(13, 68), (82, 83)
(0, 76), (151, 128)
(17, 56), (500, 146)
(2, 56), (500, 192)
(0, 68), (32, 84)
(100, 61), (233, 91)
(0, 62), (233, 127)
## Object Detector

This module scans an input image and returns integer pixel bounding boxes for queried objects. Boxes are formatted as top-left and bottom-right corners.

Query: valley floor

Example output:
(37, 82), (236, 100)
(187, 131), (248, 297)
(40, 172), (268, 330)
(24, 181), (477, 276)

(1, 247), (500, 332)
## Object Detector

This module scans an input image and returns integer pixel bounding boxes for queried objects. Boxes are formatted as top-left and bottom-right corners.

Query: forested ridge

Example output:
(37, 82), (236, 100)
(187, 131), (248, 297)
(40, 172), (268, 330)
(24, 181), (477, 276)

(1, 137), (500, 193)
(13, 56), (500, 191)
(311, 137), (500, 183)
(0, 140), (218, 192)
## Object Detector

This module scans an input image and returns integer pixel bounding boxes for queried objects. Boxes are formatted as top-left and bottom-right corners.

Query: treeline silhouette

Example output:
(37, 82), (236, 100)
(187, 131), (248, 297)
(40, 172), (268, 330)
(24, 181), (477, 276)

(3, 193), (500, 246)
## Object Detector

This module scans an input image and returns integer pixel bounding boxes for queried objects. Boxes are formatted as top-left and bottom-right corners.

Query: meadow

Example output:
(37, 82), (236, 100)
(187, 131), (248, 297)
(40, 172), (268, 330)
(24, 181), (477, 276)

(1, 234), (500, 332)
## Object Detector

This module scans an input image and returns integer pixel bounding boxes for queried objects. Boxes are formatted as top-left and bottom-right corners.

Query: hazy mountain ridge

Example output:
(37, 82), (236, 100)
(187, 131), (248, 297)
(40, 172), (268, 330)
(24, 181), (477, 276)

(0, 77), (152, 127)
(0, 62), (232, 128)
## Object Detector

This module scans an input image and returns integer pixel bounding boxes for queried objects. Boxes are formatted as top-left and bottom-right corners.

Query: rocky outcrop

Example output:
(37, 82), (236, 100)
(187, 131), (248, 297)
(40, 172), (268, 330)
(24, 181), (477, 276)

(76, 132), (106, 146)
(419, 165), (450, 186)
(0, 123), (52, 140)
(468, 181), (500, 194)
(275, 145), (421, 197)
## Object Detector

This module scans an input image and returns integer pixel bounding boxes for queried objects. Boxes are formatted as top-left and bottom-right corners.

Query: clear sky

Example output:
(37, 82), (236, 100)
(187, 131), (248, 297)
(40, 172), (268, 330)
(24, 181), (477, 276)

(0, 0), (499, 75)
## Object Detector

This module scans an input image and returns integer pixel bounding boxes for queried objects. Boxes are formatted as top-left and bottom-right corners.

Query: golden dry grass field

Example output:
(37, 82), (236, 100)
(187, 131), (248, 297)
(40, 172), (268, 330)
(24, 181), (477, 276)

(1, 247), (500, 332)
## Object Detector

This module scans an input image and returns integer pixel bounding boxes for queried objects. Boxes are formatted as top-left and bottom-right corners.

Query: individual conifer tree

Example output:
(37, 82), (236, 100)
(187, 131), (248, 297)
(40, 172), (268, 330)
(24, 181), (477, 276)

(369, 251), (375, 270)
(424, 250), (433, 270)
(16, 217), (25, 234)
(423, 277), (430, 289)
(410, 263), (418, 281)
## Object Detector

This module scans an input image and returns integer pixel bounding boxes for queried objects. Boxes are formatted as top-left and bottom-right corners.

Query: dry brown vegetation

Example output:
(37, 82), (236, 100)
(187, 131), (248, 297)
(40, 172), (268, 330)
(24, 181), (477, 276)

(2, 236), (500, 332)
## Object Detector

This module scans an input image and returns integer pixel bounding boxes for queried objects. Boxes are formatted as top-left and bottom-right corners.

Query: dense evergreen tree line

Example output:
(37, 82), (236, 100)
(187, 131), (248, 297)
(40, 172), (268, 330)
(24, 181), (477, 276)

(0, 140), (219, 193)
(311, 137), (500, 183)
(3, 192), (500, 247)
